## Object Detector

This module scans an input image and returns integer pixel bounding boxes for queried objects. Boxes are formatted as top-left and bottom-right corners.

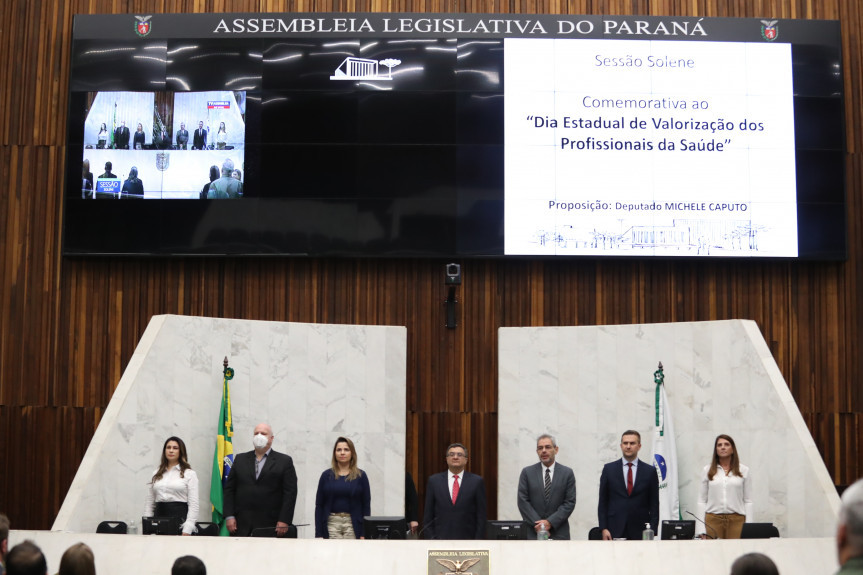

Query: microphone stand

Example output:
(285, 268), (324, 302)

(685, 510), (719, 540)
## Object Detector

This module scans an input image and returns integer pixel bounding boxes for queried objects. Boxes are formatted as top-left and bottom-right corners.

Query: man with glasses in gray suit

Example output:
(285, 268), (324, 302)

(517, 434), (576, 540)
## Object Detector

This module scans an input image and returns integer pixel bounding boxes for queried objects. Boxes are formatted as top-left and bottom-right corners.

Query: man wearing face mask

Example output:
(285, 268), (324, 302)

(223, 423), (298, 537)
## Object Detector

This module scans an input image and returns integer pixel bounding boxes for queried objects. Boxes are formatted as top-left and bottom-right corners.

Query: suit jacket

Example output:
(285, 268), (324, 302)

(517, 462), (576, 539)
(115, 126), (130, 149)
(423, 471), (486, 540)
(223, 449), (298, 536)
(598, 458), (659, 540)
(176, 129), (189, 148)
(193, 128), (207, 150)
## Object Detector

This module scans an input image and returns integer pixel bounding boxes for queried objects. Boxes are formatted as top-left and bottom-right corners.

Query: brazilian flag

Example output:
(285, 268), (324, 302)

(210, 363), (234, 535)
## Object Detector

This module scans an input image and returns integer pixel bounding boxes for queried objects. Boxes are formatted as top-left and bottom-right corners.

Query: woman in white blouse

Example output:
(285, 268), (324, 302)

(144, 436), (199, 535)
(215, 122), (227, 149)
(97, 123), (108, 149)
(697, 434), (753, 539)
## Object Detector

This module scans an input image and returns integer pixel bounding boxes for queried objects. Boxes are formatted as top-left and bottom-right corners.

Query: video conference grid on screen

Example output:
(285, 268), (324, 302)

(64, 14), (845, 258)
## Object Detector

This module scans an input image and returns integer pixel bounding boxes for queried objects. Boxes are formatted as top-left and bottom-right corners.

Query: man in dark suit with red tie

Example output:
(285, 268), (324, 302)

(598, 430), (659, 540)
(223, 422), (298, 537)
(423, 443), (487, 539)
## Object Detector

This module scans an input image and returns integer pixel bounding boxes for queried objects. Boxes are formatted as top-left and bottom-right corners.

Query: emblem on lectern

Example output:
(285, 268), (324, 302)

(428, 550), (489, 575)
(435, 558), (481, 574)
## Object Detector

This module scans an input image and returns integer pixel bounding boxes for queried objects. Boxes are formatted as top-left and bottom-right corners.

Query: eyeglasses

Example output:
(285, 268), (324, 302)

(447, 452), (466, 458)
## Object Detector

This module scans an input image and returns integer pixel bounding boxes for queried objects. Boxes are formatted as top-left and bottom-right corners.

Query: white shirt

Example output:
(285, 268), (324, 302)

(696, 463), (753, 534)
(144, 465), (200, 534)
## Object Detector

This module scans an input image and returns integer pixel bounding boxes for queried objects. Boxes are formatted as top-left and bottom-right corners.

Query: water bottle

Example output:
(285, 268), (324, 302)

(537, 523), (550, 541)
(642, 522), (654, 540)
(128, 519), (138, 535)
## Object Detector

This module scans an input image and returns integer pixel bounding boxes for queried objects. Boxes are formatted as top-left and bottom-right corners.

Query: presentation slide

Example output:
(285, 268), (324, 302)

(504, 39), (797, 257)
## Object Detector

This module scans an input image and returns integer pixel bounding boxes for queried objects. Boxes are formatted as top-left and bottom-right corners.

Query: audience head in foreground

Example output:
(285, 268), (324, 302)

(729, 552), (779, 575)
(171, 555), (206, 575)
(58, 543), (95, 575)
(5, 540), (47, 575)
(0, 512), (9, 565)
(837, 478), (863, 573)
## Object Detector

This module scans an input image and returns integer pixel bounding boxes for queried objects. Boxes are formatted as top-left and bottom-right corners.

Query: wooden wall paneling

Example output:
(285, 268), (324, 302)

(0, 406), (98, 530)
(462, 260), (499, 413)
(807, 412), (863, 486)
(0, 145), (12, 405)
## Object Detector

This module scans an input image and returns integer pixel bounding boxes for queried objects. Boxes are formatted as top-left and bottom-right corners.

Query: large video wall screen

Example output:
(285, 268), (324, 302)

(64, 14), (845, 258)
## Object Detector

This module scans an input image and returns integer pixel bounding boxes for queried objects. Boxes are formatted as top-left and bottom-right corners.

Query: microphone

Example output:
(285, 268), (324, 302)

(417, 517), (437, 539)
(685, 510), (718, 540)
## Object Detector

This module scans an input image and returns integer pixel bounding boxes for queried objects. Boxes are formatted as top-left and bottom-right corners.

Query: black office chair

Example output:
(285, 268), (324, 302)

(588, 526), (603, 540)
(740, 523), (780, 538)
(96, 521), (127, 534)
(194, 522), (220, 536)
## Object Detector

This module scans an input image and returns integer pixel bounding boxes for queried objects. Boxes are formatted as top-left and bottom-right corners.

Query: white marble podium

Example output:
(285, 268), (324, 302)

(9, 530), (839, 575)
(498, 320), (840, 539)
(53, 315), (407, 536)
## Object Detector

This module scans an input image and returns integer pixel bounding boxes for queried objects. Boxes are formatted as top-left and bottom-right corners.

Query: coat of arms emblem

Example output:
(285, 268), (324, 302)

(135, 15), (152, 37)
(761, 20), (778, 41)
(155, 152), (170, 172)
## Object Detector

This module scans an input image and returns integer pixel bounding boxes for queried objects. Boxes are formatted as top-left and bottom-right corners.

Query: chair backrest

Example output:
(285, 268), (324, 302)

(588, 526), (603, 540)
(740, 523), (780, 539)
(194, 522), (220, 536)
(96, 521), (127, 534)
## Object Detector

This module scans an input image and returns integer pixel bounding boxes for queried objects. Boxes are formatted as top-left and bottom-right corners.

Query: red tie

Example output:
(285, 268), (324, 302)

(452, 475), (460, 504)
(626, 463), (633, 495)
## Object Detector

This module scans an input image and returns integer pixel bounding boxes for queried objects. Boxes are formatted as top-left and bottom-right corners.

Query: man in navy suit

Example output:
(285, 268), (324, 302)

(517, 434), (577, 539)
(423, 443), (487, 539)
(193, 121), (207, 150)
(223, 422), (298, 537)
(598, 430), (659, 540)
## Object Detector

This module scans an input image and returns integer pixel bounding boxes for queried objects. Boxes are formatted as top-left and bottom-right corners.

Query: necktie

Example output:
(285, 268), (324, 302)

(544, 467), (551, 501)
(626, 462), (633, 495)
(452, 475), (460, 504)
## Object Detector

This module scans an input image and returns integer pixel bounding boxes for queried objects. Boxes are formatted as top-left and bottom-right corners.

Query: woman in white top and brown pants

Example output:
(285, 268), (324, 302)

(697, 434), (753, 539)
(144, 436), (199, 535)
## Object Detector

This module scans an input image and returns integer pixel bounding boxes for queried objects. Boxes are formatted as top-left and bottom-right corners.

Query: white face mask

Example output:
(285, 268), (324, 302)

(252, 433), (269, 449)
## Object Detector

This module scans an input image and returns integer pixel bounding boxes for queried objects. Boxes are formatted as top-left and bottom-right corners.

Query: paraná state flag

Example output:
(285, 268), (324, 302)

(651, 362), (680, 538)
